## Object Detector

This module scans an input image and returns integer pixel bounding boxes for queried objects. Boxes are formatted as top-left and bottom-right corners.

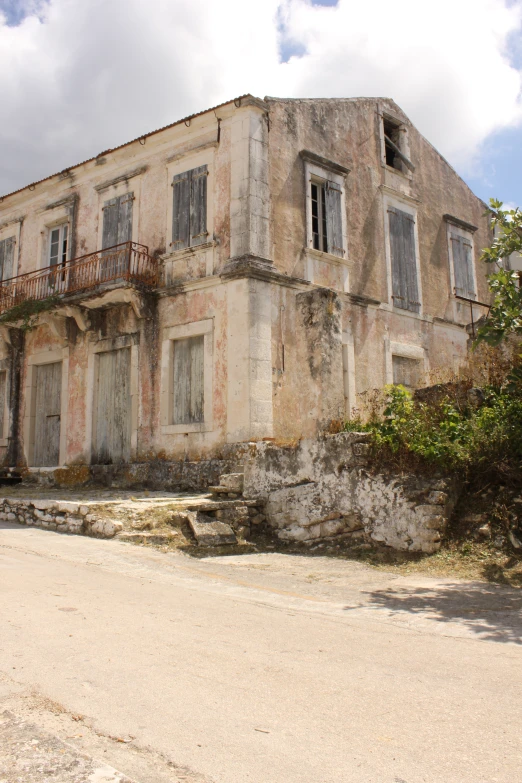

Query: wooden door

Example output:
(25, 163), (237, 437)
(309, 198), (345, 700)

(33, 362), (62, 467)
(93, 348), (131, 464)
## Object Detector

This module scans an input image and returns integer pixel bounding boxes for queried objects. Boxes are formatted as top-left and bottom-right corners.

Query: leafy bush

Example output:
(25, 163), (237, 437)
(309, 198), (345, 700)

(345, 382), (522, 485)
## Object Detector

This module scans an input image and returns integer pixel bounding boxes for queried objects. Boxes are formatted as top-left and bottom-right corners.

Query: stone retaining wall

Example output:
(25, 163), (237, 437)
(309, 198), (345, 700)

(243, 433), (460, 553)
(0, 498), (122, 538)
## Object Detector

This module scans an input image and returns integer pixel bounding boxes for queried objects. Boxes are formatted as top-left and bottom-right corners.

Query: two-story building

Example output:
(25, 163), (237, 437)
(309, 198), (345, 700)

(0, 94), (491, 486)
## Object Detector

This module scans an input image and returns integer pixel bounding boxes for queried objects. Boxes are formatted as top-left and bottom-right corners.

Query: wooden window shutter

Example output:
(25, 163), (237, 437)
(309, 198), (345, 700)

(0, 370), (6, 437)
(102, 197), (119, 250)
(190, 165), (208, 248)
(388, 207), (420, 313)
(117, 193), (134, 244)
(173, 335), (205, 425)
(451, 235), (475, 298)
(0, 237), (15, 282)
(325, 181), (344, 257)
(172, 172), (190, 250)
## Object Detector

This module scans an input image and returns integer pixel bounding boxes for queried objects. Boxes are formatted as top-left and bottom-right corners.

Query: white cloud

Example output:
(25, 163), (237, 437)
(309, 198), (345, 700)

(0, 0), (521, 195)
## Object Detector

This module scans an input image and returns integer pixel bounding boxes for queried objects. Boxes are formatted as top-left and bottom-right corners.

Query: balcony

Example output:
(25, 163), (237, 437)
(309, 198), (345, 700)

(0, 242), (157, 315)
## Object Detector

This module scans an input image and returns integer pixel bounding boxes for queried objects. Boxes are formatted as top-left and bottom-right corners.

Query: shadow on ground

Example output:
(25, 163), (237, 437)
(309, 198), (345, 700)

(355, 581), (522, 644)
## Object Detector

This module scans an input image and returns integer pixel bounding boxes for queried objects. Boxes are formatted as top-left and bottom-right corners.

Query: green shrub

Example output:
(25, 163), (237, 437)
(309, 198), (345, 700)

(345, 383), (522, 485)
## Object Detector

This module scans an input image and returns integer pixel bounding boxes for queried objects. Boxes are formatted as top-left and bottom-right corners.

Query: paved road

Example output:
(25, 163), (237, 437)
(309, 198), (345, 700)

(1, 522), (521, 783)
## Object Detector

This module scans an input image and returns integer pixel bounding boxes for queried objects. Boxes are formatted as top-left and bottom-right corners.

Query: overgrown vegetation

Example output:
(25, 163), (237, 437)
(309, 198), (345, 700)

(345, 199), (522, 489)
(0, 294), (61, 332)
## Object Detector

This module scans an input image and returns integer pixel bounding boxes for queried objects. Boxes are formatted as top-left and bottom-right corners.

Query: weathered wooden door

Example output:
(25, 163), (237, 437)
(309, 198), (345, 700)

(93, 348), (131, 464)
(33, 362), (62, 466)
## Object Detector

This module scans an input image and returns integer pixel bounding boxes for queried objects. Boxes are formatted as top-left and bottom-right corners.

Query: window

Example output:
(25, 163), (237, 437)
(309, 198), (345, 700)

(449, 233), (476, 300)
(382, 116), (414, 174)
(161, 320), (213, 434)
(102, 193), (134, 249)
(48, 224), (68, 267)
(171, 165), (208, 251)
(310, 179), (343, 256)
(388, 206), (420, 313)
(0, 236), (15, 282)
(172, 336), (204, 425)
(392, 355), (421, 389)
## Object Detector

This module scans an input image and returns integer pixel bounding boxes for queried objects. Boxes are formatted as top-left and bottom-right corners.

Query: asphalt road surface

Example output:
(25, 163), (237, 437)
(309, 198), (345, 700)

(1, 522), (521, 783)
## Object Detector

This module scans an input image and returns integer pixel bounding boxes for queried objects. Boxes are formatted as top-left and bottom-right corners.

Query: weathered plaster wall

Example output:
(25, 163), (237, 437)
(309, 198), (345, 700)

(243, 433), (459, 553)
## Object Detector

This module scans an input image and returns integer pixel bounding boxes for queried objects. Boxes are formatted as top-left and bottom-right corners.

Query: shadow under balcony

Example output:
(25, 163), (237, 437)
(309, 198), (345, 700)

(0, 242), (158, 318)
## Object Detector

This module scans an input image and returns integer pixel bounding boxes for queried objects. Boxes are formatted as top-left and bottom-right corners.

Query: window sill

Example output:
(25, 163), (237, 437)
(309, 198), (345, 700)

(305, 247), (354, 268)
(382, 163), (413, 181)
(161, 241), (215, 263)
(161, 422), (213, 435)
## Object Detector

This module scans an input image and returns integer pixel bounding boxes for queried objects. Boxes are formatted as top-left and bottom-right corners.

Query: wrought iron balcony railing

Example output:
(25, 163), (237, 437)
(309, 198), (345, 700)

(0, 242), (157, 315)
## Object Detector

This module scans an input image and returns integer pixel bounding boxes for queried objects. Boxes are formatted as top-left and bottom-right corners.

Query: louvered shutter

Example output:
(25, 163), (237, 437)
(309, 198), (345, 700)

(189, 165), (208, 248)
(462, 239), (475, 298)
(451, 235), (475, 299)
(117, 193), (134, 244)
(389, 207), (420, 313)
(102, 197), (119, 250)
(173, 335), (204, 425)
(172, 172), (190, 250)
(0, 237), (15, 281)
(325, 181), (344, 257)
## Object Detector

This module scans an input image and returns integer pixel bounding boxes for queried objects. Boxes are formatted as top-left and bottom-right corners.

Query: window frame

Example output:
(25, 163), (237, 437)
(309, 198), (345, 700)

(385, 340), (427, 387)
(47, 222), (69, 267)
(304, 160), (348, 262)
(382, 193), (423, 315)
(379, 111), (414, 178)
(160, 319), (214, 435)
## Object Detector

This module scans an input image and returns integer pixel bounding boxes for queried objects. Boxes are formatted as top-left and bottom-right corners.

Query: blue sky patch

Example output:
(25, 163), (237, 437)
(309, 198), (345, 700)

(465, 124), (522, 208)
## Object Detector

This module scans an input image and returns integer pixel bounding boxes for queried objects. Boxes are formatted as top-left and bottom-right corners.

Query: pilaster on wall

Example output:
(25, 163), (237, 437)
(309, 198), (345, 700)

(226, 277), (273, 443)
(229, 105), (270, 261)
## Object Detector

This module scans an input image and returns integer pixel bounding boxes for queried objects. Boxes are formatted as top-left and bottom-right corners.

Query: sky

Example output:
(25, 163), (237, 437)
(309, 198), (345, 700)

(0, 0), (521, 207)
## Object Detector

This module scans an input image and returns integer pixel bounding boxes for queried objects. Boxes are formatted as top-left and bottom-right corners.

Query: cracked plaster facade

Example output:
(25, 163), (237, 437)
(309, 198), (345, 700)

(0, 95), (491, 485)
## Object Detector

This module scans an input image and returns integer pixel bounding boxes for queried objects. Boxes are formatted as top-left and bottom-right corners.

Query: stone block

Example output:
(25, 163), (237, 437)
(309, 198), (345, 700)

(56, 501), (80, 514)
(57, 524), (68, 533)
(219, 473), (244, 493)
(320, 518), (347, 538)
(188, 511), (237, 547)
(79, 505), (90, 516)
(7, 513), (16, 521)
(33, 500), (57, 511)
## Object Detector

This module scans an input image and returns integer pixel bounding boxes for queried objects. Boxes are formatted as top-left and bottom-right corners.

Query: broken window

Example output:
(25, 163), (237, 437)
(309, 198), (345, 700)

(392, 355), (422, 389)
(383, 117), (414, 174)
(450, 233), (476, 299)
(48, 224), (68, 267)
(310, 178), (344, 257)
(172, 165), (208, 251)
(172, 335), (204, 425)
(388, 206), (420, 313)
(0, 236), (15, 282)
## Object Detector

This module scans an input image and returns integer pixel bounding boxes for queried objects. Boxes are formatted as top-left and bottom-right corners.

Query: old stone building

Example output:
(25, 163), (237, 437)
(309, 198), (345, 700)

(0, 94), (491, 487)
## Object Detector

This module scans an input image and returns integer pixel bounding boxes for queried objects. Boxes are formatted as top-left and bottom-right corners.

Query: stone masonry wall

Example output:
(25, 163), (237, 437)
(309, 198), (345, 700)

(0, 498), (122, 538)
(242, 433), (460, 553)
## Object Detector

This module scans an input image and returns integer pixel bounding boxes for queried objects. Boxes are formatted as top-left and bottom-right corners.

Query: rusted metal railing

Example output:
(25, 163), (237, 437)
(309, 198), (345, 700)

(0, 242), (157, 314)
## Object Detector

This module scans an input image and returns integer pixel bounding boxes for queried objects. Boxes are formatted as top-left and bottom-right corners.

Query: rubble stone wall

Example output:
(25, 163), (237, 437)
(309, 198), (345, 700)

(243, 433), (460, 553)
(0, 498), (122, 538)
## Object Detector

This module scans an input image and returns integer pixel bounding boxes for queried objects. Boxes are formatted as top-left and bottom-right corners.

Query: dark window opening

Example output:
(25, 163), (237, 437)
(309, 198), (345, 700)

(311, 181), (328, 252)
(383, 118), (402, 170)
